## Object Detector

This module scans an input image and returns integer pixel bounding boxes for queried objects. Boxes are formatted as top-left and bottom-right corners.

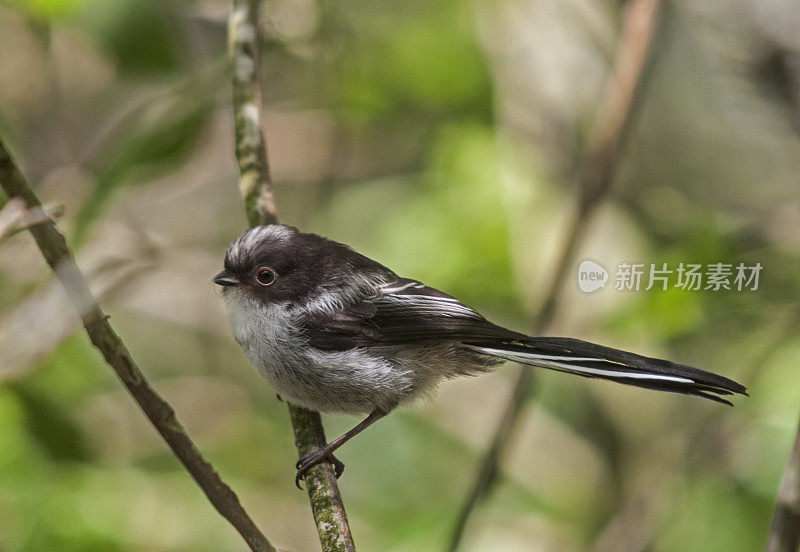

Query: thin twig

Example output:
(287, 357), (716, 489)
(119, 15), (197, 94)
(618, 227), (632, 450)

(765, 313), (800, 552)
(768, 416), (800, 552)
(0, 197), (28, 239)
(0, 140), (276, 552)
(0, 196), (64, 241)
(229, 0), (277, 227)
(228, 1), (355, 550)
(0, 256), (152, 381)
(766, 32), (800, 552)
(448, 1), (663, 549)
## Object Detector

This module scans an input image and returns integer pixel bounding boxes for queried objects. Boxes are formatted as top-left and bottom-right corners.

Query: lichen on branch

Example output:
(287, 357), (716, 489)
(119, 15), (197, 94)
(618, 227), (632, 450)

(228, 1), (356, 550)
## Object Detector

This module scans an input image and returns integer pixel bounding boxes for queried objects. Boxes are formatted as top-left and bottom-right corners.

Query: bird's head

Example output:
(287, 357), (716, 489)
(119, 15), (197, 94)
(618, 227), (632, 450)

(214, 224), (393, 312)
(213, 224), (319, 305)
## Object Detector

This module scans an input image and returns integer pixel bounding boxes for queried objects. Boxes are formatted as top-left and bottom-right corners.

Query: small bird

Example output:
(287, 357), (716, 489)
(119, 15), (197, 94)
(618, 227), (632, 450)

(214, 225), (746, 487)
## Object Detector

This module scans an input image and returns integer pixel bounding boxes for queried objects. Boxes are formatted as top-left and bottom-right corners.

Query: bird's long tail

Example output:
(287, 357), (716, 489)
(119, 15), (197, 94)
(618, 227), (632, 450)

(468, 337), (746, 405)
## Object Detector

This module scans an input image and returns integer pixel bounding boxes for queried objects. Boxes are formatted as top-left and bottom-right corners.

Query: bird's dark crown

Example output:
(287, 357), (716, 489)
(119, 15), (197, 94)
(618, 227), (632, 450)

(221, 224), (392, 305)
(224, 225), (303, 274)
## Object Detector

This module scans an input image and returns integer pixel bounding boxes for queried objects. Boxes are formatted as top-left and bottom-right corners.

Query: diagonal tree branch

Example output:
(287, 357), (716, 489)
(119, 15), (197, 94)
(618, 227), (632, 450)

(0, 141), (275, 552)
(228, 1), (356, 551)
(767, 414), (800, 552)
(765, 33), (800, 552)
(448, 1), (664, 549)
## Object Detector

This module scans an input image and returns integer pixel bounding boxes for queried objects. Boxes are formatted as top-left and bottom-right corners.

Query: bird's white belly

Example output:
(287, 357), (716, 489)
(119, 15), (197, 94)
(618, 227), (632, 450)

(222, 290), (411, 414)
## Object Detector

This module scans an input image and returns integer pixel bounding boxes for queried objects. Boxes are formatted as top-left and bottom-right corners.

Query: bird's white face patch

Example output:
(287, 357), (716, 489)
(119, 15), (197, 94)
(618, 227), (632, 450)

(221, 287), (294, 364)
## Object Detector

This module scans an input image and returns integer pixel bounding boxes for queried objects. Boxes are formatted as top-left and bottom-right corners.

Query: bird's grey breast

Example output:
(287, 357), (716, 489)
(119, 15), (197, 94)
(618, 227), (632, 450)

(221, 289), (303, 378)
(220, 287), (414, 414)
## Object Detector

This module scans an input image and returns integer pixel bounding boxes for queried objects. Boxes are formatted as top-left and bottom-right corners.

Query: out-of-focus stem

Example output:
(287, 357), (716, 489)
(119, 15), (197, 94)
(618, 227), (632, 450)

(767, 416), (800, 552)
(448, 1), (663, 549)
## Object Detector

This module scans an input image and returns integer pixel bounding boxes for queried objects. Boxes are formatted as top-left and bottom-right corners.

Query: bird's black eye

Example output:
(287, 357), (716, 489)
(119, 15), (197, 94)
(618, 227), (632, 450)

(255, 267), (276, 286)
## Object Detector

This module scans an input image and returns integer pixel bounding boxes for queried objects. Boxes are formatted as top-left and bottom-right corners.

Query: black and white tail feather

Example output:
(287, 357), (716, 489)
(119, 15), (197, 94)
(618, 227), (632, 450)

(301, 274), (746, 405)
(466, 338), (745, 405)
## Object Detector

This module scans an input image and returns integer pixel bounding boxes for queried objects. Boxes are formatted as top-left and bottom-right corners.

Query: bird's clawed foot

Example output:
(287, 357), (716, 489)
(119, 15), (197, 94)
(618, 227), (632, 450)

(295, 450), (345, 489)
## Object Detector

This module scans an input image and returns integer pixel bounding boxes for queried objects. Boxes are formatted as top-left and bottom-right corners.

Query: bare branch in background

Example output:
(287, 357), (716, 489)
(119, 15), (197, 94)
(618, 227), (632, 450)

(0, 196), (64, 241)
(766, 35), (800, 552)
(448, 1), (664, 549)
(768, 416), (800, 552)
(228, 1), (356, 550)
(0, 139), (276, 552)
(0, 255), (151, 381)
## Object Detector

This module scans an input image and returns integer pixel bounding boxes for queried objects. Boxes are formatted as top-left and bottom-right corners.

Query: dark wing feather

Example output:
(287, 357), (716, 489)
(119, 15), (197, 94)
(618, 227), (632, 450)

(301, 278), (519, 351)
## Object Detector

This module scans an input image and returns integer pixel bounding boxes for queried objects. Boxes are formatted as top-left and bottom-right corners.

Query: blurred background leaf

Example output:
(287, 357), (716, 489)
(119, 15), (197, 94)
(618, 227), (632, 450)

(1, 0), (799, 550)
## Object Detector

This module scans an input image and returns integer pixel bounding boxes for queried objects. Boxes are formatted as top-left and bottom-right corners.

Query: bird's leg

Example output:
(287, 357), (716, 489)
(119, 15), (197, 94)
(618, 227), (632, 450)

(295, 407), (389, 488)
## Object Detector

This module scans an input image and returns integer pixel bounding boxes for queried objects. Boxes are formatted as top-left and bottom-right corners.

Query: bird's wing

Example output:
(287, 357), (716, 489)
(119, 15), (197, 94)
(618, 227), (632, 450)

(299, 277), (520, 351)
(300, 279), (747, 404)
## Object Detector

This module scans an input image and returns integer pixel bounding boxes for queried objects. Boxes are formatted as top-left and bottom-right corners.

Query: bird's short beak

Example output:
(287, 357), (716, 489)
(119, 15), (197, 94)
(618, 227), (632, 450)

(213, 270), (239, 287)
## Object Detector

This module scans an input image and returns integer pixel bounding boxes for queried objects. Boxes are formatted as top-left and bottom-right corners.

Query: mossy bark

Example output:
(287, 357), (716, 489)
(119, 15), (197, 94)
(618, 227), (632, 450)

(229, 1), (355, 550)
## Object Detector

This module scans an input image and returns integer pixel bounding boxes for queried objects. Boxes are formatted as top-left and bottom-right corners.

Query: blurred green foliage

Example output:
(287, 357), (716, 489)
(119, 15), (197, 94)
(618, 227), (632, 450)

(82, 0), (185, 74)
(1, 0), (800, 551)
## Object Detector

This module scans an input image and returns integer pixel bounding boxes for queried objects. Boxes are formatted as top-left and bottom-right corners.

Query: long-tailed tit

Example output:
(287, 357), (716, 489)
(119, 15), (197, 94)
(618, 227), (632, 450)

(214, 225), (746, 487)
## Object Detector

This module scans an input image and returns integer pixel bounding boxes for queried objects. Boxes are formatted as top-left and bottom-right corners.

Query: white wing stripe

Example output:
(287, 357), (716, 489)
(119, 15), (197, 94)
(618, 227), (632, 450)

(380, 281), (419, 293)
(390, 299), (480, 317)
(402, 295), (460, 303)
(473, 346), (695, 384)
(378, 281), (484, 319)
(512, 354), (629, 367)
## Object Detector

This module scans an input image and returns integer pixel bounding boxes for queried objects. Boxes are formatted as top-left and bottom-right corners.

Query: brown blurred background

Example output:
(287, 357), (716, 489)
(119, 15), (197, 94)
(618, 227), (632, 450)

(1, 0), (799, 550)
